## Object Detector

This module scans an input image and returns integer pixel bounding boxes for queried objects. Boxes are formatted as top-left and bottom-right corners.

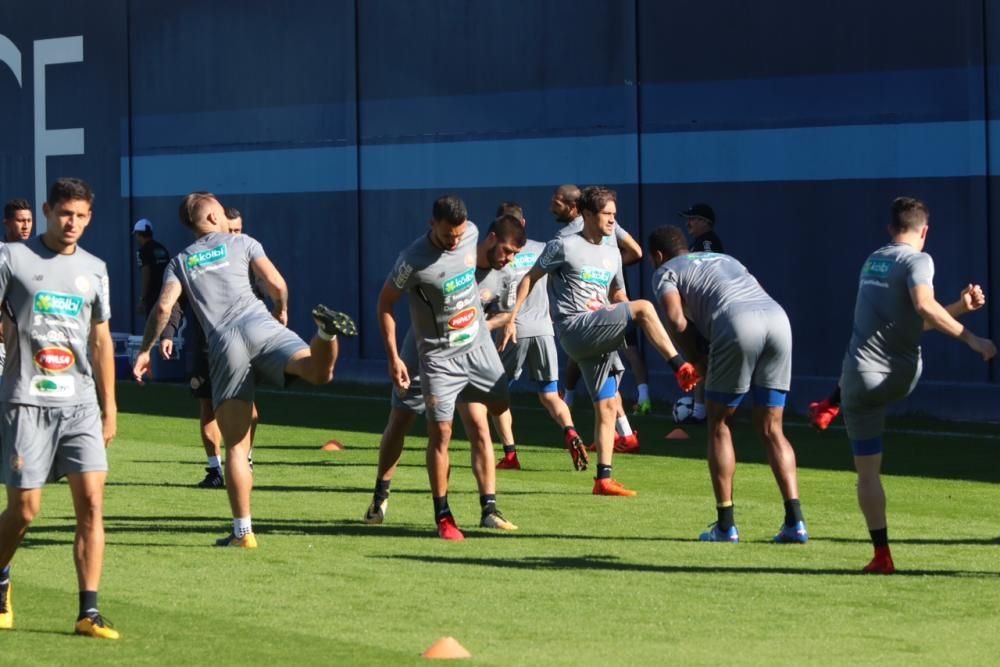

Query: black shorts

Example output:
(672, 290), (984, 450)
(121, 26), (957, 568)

(189, 343), (212, 400)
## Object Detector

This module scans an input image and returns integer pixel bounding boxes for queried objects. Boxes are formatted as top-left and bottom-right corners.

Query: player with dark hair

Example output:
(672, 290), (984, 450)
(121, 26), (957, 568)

(376, 196), (517, 539)
(838, 197), (995, 573)
(2, 199), (33, 243)
(0, 178), (119, 638)
(489, 203), (585, 470)
(648, 224), (807, 544)
(133, 191), (356, 548)
(551, 185), (645, 453)
(503, 187), (699, 496)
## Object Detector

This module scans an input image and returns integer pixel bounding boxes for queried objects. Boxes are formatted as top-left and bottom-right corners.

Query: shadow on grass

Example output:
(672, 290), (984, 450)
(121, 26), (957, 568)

(118, 383), (1000, 483)
(813, 536), (1000, 546)
(380, 553), (1000, 578)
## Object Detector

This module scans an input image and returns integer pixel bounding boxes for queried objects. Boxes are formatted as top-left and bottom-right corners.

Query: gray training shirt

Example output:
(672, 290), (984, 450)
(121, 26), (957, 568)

(475, 264), (517, 318)
(509, 239), (554, 338)
(651, 252), (775, 339)
(556, 216), (627, 292)
(536, 232), (623, 328)
(388, 224), (491, 360)
(163, 232), (272, 339)
(845, 242), (934, 374)
(0, 237), (111, 407)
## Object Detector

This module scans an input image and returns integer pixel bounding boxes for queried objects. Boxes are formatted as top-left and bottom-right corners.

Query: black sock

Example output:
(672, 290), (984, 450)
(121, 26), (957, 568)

(784, 499), (804, 526)
(717, 504), (735, 532)
(374, 479), (391, 502)
(433, 495), (451, 521)
(78, 590), (98, 620)
(869, 527), (889, 548)
(829, 385), (842, 406)
(480, 494), (497, 515)
(0, 565), (9, 583)
(596, 464), (612, 480)
(502, 444), (516, 455)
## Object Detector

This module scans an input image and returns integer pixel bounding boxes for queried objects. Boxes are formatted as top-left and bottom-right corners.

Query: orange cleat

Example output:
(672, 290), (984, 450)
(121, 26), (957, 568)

(436, 515), (465, 541)
(496, 452), (521, 470)
(862, 548), (895, 574)
(613, 432), (640, 454)
(808, 399), (840, 431)
(592, 477), (638, 497)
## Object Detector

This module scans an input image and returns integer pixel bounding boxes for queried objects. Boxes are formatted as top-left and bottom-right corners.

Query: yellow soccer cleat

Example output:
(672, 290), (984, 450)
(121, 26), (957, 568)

(214, 532), (258, 549)
(479, 511), (518, 531)
(0, 582), (11, 630)
(75, 614), (120, 640)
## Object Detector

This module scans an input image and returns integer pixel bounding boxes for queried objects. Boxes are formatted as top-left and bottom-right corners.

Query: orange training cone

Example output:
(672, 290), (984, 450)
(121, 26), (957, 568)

(422, 636), (471, 659)
(665, 428), (690, 440)
(320, 439), (344, 451)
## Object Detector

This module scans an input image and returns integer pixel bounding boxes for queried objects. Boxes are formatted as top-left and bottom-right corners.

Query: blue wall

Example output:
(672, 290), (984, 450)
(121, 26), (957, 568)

(1, 0), (998, 418)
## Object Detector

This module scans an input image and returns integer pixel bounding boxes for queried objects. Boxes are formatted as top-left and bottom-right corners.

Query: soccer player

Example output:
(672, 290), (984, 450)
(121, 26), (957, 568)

(0, 178), (119, 638)
(551, 185), (645, 452)
(0, 199), (34, 377)
(490, 203), (585, 470)
(2, 199), (33, 242)
(132, 191), (357, 548)
(158, 206), (260, 488)
(677, 202), (726, 426)
(648, 225), (807, 543)
(132, 218), (170, 319)
(366, 214), (529, 524)
(377, 196), (515, 540)
(838, 197), (995, 573)
(502, 187), (699, 496)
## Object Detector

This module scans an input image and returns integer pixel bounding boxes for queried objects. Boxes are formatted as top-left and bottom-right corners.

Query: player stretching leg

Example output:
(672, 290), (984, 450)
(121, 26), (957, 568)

(502, 187), (698, 496)
(838, 198), (994, 573)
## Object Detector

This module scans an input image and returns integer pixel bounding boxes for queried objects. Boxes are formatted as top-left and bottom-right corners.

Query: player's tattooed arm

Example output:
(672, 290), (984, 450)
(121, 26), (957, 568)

(140, 281), (183, 353)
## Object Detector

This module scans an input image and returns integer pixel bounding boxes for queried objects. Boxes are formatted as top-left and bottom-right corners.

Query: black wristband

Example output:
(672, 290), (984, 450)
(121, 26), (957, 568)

(669, 355), (686, 372)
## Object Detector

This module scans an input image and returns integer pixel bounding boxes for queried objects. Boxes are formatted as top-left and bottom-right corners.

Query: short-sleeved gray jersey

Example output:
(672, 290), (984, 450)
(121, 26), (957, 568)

(536, 232), (623, 328)
(475, 264), (517, 318)
(164, 232), (271, 339)
(0, 237), (111, 407)
(387, 224), (491, 359)
(556, 217), (627, 292)
(651, 252), (775, 339)
(509, 239), (554, 337)
(845, 243), (934, 373)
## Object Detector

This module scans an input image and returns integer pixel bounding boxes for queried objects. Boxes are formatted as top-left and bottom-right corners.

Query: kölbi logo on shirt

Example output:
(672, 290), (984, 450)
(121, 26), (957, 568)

(34, 347), (75, 372)
(442, 268), (475, 295)
(863, 259), (893, 276)
(186, 245), (228, 272)
(580, 266), (614, 286)
(33, 291), (83, 317)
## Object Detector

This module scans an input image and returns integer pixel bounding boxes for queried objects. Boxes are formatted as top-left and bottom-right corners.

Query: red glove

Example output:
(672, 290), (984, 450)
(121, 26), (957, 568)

(674, 362), (701, 392)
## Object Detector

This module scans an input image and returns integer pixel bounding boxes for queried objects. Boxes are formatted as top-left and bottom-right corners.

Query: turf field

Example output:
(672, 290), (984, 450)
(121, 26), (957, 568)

(2, 381), (998, 665)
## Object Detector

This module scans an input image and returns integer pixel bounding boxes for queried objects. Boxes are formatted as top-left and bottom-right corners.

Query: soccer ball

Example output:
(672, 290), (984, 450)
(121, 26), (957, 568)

(672, 397), (695, 424)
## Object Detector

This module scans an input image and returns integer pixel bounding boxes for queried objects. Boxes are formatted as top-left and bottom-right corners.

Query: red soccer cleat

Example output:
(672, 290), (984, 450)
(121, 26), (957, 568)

(862, 547), (895, 574)
(564, 428), (589, 471)
(613, 432), (640, 454)
(496, 452), (521, 470)
(436, 515), (465, 541)
(808, 399), (840, 431)
(592, 477), (638, 497)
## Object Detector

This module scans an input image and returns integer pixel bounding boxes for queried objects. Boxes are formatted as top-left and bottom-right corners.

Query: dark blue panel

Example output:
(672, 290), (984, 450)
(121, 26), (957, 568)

(638, 0), (985, 81)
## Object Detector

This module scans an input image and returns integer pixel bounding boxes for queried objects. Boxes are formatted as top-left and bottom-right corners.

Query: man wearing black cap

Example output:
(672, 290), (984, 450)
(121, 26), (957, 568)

(682, 203), (724, 254)
(678, 203), (725, 425)
(133, 218), (170, 319)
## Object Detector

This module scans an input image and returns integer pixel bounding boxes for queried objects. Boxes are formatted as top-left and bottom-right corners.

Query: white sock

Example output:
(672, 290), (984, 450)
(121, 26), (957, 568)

(207, 455), (221, 470)
(316, 328), (337, 342)
(637, 384), (650, 403)
(563, 389), (574, 407)
(616, 416), (633, 437)
(233, 516), (253, 538)
(693, 403), (707, 419)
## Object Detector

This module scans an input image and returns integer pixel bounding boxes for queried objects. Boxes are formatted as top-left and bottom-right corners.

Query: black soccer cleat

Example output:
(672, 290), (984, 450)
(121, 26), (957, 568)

(312, 305), (358, 337)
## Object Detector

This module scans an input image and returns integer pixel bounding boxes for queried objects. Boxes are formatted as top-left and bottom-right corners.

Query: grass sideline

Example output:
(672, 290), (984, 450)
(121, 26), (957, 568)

(0, 381), (996, 665)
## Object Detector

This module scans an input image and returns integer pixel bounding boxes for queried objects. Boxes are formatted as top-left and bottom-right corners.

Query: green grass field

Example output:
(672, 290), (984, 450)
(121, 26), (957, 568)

(2, 382), (998, 665)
